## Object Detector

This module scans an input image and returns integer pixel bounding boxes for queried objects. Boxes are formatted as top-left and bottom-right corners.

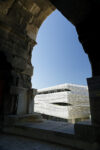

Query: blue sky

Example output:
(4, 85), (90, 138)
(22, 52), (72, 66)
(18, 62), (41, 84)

(31, 10), (91, 89)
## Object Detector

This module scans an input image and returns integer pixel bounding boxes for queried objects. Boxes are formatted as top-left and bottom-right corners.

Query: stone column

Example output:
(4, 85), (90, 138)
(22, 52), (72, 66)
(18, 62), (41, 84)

(87, 77), (100, 125)
(27, 88), (37, 114)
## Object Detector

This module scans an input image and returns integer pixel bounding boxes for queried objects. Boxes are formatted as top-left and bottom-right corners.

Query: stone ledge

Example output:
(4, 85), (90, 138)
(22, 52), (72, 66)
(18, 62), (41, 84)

(2, 113), (43, 127)
(1, 120), (96, 150)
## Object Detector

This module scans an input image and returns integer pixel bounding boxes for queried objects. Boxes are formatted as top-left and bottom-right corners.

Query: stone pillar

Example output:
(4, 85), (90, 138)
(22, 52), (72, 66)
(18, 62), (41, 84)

(0, 26), (35, 116)
(27, 88), (37, 114)
(87, 77), (100, 125)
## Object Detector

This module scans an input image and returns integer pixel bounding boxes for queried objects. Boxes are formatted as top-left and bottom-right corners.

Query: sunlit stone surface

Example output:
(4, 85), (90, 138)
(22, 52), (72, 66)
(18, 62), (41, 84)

(34, 84), (90, 123)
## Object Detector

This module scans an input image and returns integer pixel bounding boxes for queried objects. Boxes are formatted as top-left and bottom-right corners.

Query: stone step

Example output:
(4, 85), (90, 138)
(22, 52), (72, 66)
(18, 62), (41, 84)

(2, 120), (95, 150)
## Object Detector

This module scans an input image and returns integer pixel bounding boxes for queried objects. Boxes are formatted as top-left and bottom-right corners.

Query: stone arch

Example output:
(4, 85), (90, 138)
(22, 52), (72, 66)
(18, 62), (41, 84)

(0, 0), (100, 127)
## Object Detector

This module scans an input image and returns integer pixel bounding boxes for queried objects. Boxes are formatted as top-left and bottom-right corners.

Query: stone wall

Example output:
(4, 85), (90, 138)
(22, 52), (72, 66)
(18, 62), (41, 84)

(0, 0), (55, 117)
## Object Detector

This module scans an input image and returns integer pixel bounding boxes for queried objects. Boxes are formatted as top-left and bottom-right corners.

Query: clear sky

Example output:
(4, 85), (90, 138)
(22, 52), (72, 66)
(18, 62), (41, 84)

(31, 10), (91, 89)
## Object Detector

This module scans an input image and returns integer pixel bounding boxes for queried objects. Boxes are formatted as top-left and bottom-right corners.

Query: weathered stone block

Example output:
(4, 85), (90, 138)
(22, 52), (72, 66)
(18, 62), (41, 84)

(0, 0), (15, 15)
(87, 76), (100, 126)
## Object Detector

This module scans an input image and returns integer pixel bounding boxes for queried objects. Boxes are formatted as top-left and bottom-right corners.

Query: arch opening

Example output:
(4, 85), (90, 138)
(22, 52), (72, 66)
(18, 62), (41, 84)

(32, 10), (91, 123)
(1, 0), (99, 127)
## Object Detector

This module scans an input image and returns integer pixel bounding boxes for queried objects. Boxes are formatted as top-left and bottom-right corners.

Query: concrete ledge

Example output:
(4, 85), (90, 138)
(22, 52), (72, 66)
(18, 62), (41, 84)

(2, 120), (96, 150)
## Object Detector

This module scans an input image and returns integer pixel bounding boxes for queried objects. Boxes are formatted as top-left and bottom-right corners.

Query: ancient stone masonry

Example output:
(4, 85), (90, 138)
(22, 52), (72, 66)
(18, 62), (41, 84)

(0, 0), (55, 118)
(1, 0), (100, 149)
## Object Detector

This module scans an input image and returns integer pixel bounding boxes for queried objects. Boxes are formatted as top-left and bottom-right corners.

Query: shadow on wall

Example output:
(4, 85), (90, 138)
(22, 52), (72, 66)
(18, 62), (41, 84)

(0, 51), (12, 121)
